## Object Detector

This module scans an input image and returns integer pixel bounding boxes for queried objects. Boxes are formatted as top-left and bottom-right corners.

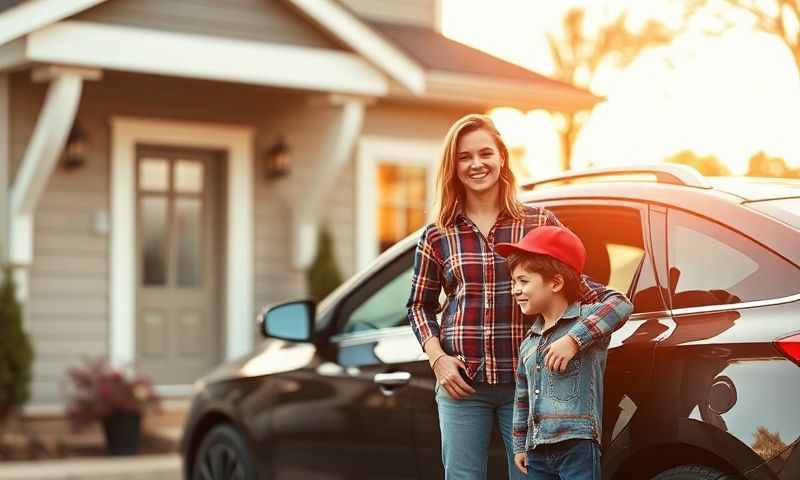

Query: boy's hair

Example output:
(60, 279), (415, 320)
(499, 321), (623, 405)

(507, 252), (581, 303)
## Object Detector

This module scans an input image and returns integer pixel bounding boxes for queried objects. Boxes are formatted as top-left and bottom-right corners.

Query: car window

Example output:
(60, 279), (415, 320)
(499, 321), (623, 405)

(342, 267), (414, 334)
(667, 209), (800, 309)
(549, 205), (663, 314)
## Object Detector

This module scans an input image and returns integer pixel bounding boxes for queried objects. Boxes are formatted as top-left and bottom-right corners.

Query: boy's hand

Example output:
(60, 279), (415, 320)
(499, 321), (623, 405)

(544, 335), (579, 373)
(514, 452), (528, 475)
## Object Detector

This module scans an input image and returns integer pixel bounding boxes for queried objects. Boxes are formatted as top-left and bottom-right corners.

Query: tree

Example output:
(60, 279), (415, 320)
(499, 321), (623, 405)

(0, 268), (33, 423)
(547, 6), (675, 170)
(306, 227), (343, 302)
(747, 151), (793, 177)
(666, 150), (731, 176)
(689, 0), (800, 77)
(751, 426), (787, 460)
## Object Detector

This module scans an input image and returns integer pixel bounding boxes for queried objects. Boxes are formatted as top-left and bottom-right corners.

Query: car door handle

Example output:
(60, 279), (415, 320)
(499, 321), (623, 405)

(374, 371), (411, 387)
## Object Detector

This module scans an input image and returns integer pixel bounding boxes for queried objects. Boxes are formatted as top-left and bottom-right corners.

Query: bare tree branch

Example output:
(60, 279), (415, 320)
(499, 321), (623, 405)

(547, 6), (675, 169)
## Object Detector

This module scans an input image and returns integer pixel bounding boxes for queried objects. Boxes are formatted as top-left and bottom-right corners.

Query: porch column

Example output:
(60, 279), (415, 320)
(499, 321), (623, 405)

(7, 66), (100, 300)
(289, 96), (366, 270)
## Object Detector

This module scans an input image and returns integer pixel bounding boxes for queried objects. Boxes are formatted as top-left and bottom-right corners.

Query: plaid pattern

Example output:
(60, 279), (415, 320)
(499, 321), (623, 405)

(407, 205), (625, 384)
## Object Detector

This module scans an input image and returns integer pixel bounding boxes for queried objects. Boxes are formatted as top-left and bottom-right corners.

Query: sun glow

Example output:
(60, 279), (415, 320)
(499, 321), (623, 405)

(442, 0), (800, 178)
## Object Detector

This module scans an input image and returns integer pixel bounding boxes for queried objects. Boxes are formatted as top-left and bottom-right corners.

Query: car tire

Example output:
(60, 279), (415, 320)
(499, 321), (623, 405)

(192, 424), (258, 480)
(652, 465), (743, 480)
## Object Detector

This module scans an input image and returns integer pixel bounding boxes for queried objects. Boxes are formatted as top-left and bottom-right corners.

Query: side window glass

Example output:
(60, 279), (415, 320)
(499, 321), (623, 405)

(550, 205), (662, 314)
(667, 209), (800, 309)
(342, 268), (414, 334)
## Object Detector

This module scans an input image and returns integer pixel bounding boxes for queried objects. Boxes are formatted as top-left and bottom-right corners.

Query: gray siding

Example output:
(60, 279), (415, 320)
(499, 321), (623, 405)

(10, 69), (470, 406)
(72, 0), (345, 49)
(338, 0), (439, 29)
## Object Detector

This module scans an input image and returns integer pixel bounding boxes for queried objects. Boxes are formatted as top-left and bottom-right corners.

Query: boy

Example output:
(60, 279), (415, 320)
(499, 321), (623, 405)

(495, 225), (633, 479)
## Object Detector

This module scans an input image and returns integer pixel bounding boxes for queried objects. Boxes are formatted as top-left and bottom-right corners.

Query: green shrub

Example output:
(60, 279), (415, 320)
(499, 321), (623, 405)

(0, 268), (33, 422)
(306, 227), (343, 302)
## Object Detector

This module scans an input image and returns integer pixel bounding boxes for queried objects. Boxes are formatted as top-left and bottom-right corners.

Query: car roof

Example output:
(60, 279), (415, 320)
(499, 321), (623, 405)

(519, 181), (742, 212)
(705, 177), (800, 202)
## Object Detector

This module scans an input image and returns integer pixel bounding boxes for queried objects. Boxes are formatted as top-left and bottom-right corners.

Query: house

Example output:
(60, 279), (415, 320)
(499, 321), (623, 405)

(0, 0), (600, 409)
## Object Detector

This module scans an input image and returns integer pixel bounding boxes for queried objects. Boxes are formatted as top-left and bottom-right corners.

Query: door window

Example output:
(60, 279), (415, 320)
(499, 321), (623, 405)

(667, 209), (800, 309)
(336, 251), (423, 366)
(548, 204), (664, 314)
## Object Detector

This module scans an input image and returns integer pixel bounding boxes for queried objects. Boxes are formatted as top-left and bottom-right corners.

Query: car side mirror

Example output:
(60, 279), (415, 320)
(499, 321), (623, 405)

(259, 300), (315, 342)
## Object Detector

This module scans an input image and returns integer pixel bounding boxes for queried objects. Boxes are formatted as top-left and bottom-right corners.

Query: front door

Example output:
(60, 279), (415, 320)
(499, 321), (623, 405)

(135, 146), (223, 386)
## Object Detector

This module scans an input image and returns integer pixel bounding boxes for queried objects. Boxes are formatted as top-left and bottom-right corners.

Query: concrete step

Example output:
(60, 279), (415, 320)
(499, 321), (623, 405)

(0, 453), (181, 480)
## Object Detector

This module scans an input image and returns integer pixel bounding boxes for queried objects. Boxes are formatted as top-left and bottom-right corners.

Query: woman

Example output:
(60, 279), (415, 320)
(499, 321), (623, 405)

(407, 114), (628, 479)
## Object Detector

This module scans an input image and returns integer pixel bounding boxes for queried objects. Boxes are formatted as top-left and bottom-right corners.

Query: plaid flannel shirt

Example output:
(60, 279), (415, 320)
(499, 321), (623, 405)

(406, 204), (627, 384)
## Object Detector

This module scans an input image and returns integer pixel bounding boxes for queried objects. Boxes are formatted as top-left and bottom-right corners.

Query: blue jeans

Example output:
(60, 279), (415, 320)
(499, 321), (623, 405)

(525, 439), (600, 480)
(435, 382), (525, 480)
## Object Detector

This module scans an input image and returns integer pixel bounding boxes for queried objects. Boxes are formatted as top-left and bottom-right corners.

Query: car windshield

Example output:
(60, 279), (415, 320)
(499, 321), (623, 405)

(747, 197), (800, 229)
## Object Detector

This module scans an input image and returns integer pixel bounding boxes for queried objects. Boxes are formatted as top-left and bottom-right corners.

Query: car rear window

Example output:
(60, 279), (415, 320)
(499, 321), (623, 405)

(668, 209), (800, 309)
(747, 198), (800, 229)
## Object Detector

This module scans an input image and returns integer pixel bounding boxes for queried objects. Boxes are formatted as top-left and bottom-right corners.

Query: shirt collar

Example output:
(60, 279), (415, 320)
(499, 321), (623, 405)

(454, 200), (512, 224)
(529, 301), (582, 336)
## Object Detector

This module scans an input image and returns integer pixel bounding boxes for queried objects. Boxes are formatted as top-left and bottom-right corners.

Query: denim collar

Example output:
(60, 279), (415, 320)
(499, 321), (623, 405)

(529, 301), (581, 336)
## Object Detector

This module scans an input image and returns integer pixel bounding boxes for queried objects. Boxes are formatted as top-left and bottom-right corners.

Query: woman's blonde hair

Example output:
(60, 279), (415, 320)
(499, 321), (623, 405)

(434, 113), (525, 230)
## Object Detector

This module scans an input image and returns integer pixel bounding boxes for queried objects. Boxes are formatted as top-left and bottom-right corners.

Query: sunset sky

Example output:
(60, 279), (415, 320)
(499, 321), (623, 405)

(441, 0), (800, 178)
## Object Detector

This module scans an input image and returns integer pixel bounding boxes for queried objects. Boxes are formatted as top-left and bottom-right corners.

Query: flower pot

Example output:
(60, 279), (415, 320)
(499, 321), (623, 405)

(102, 410), (141, 455)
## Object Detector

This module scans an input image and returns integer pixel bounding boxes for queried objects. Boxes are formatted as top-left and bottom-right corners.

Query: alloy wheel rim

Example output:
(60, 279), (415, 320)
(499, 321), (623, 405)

(198, 442), (246, 480)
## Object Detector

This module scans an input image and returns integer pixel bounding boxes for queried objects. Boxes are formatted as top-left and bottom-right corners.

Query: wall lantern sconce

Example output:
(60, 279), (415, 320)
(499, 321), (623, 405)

(263, 136), (291, 180)
(63, 122), (88, 170)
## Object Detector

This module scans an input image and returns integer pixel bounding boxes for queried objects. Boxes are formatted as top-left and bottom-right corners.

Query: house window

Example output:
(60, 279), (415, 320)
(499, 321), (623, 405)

(376, 163), (427, 252)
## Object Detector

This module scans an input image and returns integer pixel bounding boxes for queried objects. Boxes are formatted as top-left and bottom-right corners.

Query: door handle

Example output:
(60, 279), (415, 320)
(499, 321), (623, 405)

(374, 371), (411, 387)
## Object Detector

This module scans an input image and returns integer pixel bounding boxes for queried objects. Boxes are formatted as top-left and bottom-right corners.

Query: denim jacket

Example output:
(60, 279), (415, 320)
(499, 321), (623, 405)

(512, 299), (633, 453)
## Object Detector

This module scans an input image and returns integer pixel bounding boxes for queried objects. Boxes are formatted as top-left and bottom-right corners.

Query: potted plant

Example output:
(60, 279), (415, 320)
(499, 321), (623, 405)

(65, 357), (160, 455)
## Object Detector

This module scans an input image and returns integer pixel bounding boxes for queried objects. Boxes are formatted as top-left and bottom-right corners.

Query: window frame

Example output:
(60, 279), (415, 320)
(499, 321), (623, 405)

(662, 207), (800, 316)
(356, 136), (439, 271)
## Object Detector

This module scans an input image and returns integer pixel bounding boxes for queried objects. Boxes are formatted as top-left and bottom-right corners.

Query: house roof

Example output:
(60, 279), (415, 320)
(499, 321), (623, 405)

(369, 20), (583, 90)
(0, 0), (600, 111)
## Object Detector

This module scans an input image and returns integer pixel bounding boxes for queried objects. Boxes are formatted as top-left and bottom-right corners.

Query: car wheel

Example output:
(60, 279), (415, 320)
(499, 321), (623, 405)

(652, 465), (743, 480)
(193, 424), (257, 480)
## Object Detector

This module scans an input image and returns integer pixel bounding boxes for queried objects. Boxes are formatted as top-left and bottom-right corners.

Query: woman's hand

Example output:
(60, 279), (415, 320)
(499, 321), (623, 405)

(514, 452), (528, 475)
(432, 355), (476, 400)
(544, 335), (579, 373)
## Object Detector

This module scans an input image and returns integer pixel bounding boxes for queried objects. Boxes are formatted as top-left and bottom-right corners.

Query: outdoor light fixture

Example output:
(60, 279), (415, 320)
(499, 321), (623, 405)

(63, 122), (88, 170)
(263, 136), (291, 180)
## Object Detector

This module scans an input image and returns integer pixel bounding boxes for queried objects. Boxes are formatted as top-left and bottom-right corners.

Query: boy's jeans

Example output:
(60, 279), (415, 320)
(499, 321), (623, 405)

(525, 439), (600, 480)
(435, 382), (525, 480)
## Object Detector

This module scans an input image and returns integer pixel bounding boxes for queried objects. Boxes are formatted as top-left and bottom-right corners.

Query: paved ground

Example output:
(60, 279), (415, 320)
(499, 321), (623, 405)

(0, 399), (188, 480)
(0, 453), (181, 480)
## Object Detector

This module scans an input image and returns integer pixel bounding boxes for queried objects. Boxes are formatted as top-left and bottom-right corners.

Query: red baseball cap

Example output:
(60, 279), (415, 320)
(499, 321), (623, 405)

(495, 225), (586, 274)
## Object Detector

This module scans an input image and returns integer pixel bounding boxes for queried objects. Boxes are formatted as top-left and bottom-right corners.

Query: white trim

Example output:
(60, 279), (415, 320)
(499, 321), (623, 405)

(356, 136), (441, 270)
(0, 0), (107, 47)
(409, 70), (602, 113)
(9, 71), (83, 266)
(291, 98), (365, 270)
(0, 0), (424, 95)
(110, 117), (255, 370)
(285, 0), (426, 94)
(24, 21), (389, 96)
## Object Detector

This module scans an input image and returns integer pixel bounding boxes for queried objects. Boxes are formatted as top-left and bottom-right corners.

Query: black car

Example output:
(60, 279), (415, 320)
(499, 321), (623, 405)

(181, 165), (800, 480)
